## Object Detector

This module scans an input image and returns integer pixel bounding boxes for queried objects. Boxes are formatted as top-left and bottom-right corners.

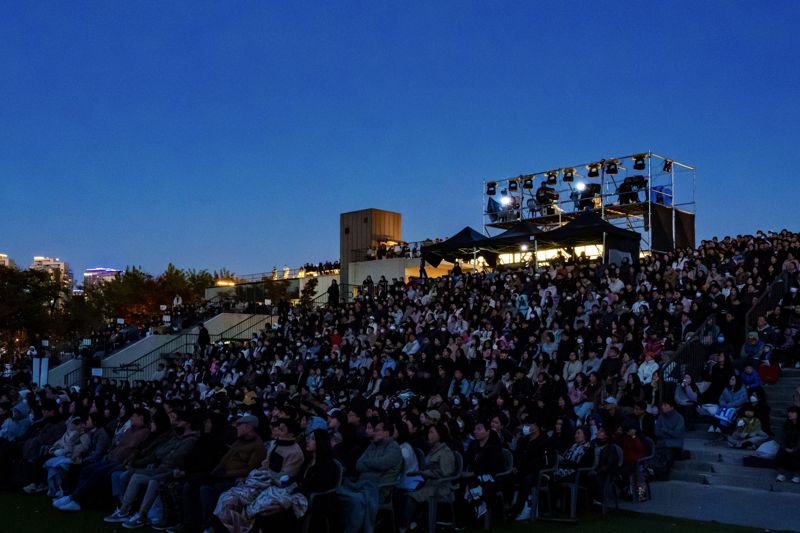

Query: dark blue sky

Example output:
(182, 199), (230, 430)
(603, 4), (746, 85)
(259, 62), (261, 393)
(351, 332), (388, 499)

(2, 2), (799, 279)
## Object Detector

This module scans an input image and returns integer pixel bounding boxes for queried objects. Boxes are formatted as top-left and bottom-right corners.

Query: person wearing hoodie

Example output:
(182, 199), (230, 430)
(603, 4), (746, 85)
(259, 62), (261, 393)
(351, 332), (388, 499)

(106, 409), (201, 529)
(54, 408), (151, 512)
(727, 405), (769, 449)
(42, 414), (97, 499)
(0, 402), (32, 443)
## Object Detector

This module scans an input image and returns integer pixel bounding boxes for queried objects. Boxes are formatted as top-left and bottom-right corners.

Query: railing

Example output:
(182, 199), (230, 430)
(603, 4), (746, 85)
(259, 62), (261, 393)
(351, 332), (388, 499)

(310, 284), (360, 308)
(659, 313), (718, 404)
(215, 314), (275, 340)
(64, 365), (85, 389)
(102, 333), (199, 381)
(102, 312), (278, 382)
(744, 270), (798, 338)
(352, 240), (433, 262)
(233, 265), (340, 283)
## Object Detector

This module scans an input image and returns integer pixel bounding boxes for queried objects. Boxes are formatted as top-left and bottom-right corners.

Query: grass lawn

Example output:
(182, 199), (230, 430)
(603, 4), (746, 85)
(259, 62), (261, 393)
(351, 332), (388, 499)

(0, 489), (780, 533)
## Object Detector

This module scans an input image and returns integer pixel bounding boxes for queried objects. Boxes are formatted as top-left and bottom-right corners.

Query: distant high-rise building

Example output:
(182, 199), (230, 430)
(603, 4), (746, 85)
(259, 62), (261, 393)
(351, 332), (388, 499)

(0, 253), (15, 268)
(30, 256), (73, 290)
(83, 267), (121, 287)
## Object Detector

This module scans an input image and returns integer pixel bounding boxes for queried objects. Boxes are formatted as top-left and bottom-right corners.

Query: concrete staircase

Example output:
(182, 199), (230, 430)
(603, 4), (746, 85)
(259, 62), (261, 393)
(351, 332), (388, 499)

(619, 369), (800, 531)
(668, 368), (800, 494)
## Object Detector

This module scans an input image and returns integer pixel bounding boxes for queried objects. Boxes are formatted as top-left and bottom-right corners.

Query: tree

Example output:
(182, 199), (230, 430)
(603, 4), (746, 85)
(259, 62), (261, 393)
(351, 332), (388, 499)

(186, 269), (214, 304)
(299, 277), (319, 311)
(0, 265), (63, 356)
(264, 279), (290, 305)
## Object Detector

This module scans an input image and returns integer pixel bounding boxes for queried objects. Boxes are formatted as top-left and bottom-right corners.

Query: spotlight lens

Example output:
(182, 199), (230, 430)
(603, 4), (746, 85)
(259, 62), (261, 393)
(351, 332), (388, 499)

(576, 182), (587, 191)
(521, 244), (529, 252)
(500, 196), (513, 206)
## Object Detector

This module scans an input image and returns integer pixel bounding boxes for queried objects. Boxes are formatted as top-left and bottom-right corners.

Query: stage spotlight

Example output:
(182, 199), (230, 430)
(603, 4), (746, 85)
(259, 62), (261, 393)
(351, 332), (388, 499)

(500, 195), (513, 206)
(522, 175), (534, 189)
(509, 178), (519, 192)
(576, 182), (587, 192)
(633, 154), (647, 170)
(587, 163), (601, 178)
(520, 244), (529, 252)
(563, 168), (575, 182)
(535, 182), (559, 214)
(545, 171), (558, 185)
(663, 159), (673, 173)
(605, 160), (619, 175)
(486, 182), (497, 195)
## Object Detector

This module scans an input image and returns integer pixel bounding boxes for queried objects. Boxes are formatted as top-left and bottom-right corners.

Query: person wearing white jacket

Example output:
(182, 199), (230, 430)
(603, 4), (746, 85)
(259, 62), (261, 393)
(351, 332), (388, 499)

(637, 354), (660, 385)
(562, 352), (583, 384)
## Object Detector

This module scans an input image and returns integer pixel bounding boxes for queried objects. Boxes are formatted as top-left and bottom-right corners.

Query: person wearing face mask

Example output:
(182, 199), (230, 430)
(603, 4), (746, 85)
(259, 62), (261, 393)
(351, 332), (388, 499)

(727, 405), (769, 449)
(509, 421), (553, 520)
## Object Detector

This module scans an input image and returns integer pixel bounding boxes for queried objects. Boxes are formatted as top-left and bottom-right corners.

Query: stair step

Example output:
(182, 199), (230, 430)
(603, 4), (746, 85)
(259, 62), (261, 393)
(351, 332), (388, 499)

(669, 468), (800, 493)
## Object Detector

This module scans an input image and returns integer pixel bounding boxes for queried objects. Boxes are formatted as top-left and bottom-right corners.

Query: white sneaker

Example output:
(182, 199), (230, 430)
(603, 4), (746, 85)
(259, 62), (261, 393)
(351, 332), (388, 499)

(59, 499), (81, 512)
(52, 495), (71, 507)
(515, 503), (531, 521)
(792, 476), (800, 484)
(23, 483), (47, 494)
(707, 425), (715, 433)
(104, 508), (130, 523)
(122, 512), (147, 529)
(794, 362), (800, 369)
(776, 474), (786, 482)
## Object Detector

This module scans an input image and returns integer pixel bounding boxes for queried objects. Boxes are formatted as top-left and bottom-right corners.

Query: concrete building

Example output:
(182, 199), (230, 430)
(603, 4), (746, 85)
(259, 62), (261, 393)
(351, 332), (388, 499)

(83, 267), (122, 287)
(339, 208), (402, 288)
(30, 256), (73, 290)
(0, 253), (14, 268)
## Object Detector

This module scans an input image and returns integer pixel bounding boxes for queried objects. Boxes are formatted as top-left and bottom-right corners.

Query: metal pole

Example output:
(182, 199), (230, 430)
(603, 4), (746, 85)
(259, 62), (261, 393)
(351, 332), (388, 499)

(648, 150), (653, 254)
(671, 162), (676, 250)
(602, 231), (607, 264)
(601, 161), (606, 220)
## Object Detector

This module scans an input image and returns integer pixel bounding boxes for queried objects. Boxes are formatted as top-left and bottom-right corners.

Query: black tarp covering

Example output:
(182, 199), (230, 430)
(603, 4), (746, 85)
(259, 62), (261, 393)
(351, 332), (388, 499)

(482, 220), (541, 252)
(534, 210), (641, 264)
(422, 226), (497, 267)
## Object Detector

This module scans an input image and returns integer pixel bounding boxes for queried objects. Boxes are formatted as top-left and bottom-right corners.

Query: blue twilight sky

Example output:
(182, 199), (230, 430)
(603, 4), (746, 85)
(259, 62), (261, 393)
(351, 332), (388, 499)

(2, 2), (799, 281)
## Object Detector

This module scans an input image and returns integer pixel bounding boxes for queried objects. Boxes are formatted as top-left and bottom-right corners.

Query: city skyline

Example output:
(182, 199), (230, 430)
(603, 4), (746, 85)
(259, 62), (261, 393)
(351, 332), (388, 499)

(2, 2), (799, 277)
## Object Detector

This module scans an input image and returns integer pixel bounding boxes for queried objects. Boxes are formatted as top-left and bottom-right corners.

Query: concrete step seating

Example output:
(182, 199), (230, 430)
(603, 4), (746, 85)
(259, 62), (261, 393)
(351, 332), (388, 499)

(669, 366), (800, 495)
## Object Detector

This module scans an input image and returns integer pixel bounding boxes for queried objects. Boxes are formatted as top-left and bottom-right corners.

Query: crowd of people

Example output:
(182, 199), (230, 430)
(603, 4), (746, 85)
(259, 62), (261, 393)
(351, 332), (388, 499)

(1, 229), (799, 533)
(364, 240), (443, 262)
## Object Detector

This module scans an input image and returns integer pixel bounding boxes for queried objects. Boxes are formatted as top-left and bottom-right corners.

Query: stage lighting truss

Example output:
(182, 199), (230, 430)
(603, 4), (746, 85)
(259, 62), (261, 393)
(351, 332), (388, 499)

(522, 175), (534, 189)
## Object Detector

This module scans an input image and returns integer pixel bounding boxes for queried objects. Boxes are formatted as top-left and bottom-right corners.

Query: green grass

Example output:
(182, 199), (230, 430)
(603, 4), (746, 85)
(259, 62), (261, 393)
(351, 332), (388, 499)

(0, 489), (780, 533)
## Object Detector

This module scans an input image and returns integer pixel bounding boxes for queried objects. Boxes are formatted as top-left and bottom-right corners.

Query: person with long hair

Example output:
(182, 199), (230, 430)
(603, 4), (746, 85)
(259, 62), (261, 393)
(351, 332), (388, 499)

(400, 424), (457, 532)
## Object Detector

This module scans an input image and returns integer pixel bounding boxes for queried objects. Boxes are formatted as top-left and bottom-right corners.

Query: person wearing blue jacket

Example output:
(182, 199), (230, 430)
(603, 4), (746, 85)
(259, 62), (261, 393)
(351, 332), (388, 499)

(741, 364), (762, 392)
(719, 375), (748, 409)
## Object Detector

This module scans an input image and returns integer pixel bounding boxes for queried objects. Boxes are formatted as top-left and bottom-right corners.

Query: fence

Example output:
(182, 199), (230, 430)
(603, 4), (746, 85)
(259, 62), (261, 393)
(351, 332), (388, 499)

(101, 313), (277, 382)
(311, 284), (361, 308)
(744, 270), (798, 338)
(665, 314), (719, 381)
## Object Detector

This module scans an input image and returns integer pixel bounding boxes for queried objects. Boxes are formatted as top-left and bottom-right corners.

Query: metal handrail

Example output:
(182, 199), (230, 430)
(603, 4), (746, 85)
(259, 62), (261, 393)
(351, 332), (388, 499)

(216, 314), (275, 341)
(659, 313), (718, 404)
(744, 270), (797, 338)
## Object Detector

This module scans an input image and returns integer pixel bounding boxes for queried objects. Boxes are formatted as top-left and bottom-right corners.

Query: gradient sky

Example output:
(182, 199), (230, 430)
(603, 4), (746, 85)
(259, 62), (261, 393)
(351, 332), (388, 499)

(2, 2), (799, 281)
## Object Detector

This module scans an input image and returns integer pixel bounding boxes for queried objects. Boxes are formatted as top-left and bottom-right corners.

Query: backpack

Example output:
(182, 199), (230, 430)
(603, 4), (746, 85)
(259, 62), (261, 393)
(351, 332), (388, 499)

(758, 363), (781, 385)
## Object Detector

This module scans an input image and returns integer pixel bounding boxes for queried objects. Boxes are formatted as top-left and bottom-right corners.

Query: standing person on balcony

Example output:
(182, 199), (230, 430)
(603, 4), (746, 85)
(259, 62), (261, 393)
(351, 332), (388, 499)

(327, 279), (340, 308)
(198, 323), (211, 356)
